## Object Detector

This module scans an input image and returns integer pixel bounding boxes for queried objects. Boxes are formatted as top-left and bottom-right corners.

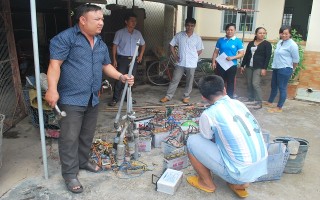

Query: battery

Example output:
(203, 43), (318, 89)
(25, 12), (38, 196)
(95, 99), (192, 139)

(156, 168), (183, 195)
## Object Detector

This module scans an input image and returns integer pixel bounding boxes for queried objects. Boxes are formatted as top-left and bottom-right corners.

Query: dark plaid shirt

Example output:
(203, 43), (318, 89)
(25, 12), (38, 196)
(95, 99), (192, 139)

(50, 24), (111, 106)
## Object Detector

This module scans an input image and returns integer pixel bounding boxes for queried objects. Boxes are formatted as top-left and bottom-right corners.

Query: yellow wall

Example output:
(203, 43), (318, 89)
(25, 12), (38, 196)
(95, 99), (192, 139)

(188, 0), (285, 58)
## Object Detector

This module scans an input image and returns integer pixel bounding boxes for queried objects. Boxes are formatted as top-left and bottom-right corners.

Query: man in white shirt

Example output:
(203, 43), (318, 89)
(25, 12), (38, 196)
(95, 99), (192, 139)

(160, 18), (204, 104)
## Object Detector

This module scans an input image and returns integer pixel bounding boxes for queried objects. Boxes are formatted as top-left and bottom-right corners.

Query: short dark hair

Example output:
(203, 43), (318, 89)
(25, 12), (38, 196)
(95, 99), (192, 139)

(185, 18), (196, 25)
(198, 75), (224, 100)
(225, 23), (236, 31)
(74, 4), (102, 23)
(279, 25), (292, 34)
(125, 12), (137, 21)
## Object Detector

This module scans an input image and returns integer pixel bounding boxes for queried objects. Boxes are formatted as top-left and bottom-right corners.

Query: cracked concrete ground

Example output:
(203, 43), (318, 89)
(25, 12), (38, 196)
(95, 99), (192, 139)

(1, 84), (319, 200)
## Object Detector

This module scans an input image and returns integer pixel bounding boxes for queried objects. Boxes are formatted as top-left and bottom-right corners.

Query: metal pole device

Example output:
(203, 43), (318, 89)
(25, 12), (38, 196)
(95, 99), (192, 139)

(114, 40), (140, 164)
(30, 0), (48, 179)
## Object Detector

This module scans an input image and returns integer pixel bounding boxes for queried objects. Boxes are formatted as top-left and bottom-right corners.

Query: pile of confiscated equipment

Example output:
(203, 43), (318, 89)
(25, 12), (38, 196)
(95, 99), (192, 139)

(88, 41), (207, 179)
(89, 103), (206, 178)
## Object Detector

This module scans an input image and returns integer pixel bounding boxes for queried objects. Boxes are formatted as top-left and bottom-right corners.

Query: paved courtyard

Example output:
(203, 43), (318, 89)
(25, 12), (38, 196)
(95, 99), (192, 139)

(1, 84), (319, 200)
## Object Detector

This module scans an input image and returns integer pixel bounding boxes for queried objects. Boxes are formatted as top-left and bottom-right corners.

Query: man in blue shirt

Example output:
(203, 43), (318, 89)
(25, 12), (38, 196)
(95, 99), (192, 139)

(108, 13), (145, 106)
(45, 4), (134, 193)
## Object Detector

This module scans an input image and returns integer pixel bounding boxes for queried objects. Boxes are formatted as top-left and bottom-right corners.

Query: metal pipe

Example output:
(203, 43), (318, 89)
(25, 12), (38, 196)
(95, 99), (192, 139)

(30, 0), (48, 179)
(114, 40), (140, 129)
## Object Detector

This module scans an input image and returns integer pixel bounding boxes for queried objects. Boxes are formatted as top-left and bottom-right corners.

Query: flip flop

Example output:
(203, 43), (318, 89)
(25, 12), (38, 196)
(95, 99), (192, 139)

(228, 183), (249, 198)
(186, 176), (215, 193)
(267, 108), (283, 113)
(65, 178), (83, 193)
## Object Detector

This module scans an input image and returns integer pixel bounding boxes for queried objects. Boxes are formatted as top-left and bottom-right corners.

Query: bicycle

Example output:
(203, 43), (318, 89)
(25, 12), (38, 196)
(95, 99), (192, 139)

(147, 54), (214, 87)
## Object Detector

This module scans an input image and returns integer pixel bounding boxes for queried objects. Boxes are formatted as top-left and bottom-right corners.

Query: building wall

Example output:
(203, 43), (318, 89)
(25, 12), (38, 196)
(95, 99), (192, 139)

(284, 0), (313, 40)
(194, 0), (285, 39)
(299, 51), (320, 90)
(191, 0), (285, 58)
(306, 0), (320, 51)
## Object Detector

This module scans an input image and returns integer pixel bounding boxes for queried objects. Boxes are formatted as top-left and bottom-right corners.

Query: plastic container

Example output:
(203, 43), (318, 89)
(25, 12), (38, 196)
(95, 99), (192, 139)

(163, 155), (189, 171)
(261, 129), (270, 144)
(0, 114), (5, 169)
(152, 131), (170, 148)
(138, 136), (152, 152)
(161, 141), (186, 155)
(255, 142), (290, 182)
(274, 137), (309, 174)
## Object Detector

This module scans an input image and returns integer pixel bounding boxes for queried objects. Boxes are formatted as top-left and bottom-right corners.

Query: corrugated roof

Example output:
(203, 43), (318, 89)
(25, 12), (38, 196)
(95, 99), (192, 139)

(144, 0), (258, 12)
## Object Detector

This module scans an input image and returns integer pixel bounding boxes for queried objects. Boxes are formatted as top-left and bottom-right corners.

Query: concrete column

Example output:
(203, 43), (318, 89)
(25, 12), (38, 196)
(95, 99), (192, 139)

(306, 0), (320, 51)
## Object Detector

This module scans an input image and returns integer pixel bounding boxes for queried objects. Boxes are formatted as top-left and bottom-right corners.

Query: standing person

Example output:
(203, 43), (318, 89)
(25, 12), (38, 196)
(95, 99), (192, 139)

(211, 23), (244, 98)
(160, 17), (204, 104)
(240, 27), (272, 109)
(186, 75), (268, 198)
(108, 12), (145, 107)
(45, 4), (134, 193)
(265, 26), (299, 113)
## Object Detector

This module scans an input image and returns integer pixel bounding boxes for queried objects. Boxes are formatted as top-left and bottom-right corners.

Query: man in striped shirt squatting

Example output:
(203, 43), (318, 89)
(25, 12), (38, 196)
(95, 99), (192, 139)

(186, 75), (268, 198)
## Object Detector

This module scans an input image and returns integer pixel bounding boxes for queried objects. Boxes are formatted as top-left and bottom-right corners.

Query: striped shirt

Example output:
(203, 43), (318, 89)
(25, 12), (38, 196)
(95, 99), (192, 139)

(170, 31), (204, 68)
(50, 24), (111, 106)
(199, 95), (268, 182)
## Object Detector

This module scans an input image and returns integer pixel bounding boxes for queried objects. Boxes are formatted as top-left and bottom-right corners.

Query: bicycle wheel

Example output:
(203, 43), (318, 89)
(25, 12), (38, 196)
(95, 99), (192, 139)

(193, 59), (214, 87)
(147, 60), (174, 86)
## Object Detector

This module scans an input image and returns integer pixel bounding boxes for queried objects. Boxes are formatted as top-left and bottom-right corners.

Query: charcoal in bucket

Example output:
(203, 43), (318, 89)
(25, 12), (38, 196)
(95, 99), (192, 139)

(274, 137), (309, 174)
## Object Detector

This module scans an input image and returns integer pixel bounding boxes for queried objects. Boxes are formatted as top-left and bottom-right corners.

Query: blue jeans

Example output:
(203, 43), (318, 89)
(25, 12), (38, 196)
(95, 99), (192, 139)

(187, 134), (246, 185)
(268, 67), (293, 108)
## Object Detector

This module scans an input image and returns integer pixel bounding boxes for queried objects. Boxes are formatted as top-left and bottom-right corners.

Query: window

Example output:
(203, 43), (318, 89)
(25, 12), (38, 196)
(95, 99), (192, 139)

(282, 7), (294, 26)
(222, 0), (256, 32)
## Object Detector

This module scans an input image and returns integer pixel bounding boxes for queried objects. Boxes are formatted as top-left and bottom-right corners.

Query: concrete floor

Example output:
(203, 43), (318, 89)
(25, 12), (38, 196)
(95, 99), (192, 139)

(1, 84), (320, 200)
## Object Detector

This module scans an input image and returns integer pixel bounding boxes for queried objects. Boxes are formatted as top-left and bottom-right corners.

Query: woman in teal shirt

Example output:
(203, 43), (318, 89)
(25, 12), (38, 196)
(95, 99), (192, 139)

(211, 23), (244, 98)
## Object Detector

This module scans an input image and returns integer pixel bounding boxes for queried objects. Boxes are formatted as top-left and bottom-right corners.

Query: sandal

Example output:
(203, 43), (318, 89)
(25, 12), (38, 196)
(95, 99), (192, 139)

(267, 107), (283, 113)
(262, 102), (274, 107)
(65, 178), (83, 193)
(80, 161), (102, 173)
(187, 176), (215, 193)
(228, 183), (249, 198)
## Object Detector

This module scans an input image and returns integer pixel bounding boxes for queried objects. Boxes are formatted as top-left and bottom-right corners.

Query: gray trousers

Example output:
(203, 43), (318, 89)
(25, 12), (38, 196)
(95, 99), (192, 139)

(245, 67), (263, 103)
(58, 104), (99, 179)
(166, 65), (195, 100)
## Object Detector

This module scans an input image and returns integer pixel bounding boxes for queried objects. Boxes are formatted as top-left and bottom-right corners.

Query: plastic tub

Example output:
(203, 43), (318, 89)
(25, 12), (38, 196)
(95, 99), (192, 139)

(274, 137), (309, 174)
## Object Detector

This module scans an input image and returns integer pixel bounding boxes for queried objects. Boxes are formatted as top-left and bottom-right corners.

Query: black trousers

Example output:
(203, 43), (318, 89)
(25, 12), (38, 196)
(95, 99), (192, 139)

(58, 104), (99, 179)
(216, 64), (237, 98)
(112, 56), (137, 102)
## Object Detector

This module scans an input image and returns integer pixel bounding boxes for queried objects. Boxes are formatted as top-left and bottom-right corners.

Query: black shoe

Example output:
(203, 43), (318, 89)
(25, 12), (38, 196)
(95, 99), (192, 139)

(247, 102), (262, 110)
(124, 99), (136, 104)
(108, 100), (117, 107)
(253, 103), (262, 110)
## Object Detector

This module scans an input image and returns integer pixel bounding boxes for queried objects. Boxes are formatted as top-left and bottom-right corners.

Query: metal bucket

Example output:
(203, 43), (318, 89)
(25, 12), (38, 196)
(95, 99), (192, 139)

(0, 114), (5, 169)
(274, 137), (309, 174)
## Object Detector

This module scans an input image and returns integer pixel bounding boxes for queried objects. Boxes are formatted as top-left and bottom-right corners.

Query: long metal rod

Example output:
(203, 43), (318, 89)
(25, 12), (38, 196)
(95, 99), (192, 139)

(30, 0), (48, 179)
(114, 40), (140, 129)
